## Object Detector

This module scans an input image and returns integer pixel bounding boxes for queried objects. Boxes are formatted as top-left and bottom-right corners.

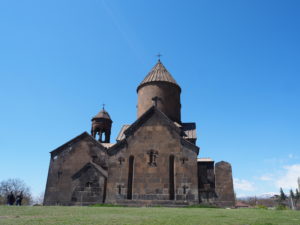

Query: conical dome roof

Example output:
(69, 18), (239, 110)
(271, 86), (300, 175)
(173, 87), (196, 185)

(92, 108), (112, 121)
(137, 60), (180, 92)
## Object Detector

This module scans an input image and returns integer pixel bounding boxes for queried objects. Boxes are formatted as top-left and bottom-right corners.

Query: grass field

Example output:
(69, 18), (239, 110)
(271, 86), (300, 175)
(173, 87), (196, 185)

(0, 206), (300, 225)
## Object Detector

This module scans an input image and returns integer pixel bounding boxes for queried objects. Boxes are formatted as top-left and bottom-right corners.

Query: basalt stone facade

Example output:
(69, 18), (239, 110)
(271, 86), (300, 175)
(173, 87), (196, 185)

(44, 60), (235, 207)
(44, 133), (108, 205)
(215, 161), (235, 207)
(197, 159), (217, 204)
(106, 108), (199, 205)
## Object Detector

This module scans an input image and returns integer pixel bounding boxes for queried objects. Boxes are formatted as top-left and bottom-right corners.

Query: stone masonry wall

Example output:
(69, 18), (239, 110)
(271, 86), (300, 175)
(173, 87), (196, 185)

(106, 112), (198, 205)
(215, 161), (235, 207)
(44, 135), (107, 205)
(197, 161), (217, 203)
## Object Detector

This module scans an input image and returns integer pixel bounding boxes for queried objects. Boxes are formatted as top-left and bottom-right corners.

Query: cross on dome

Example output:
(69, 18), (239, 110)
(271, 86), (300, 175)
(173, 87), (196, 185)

(156, 53), (162, 61)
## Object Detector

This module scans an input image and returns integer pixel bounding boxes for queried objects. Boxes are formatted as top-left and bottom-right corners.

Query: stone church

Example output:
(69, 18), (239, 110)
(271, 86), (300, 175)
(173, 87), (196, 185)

(44, 60), (235, 207)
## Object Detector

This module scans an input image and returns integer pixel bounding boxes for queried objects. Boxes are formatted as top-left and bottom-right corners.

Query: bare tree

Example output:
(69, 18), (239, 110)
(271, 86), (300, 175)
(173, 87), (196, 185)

(290, 189), (296, 210)
(295, 189), (300, 209)
(0, 178), (32, 205)
(279, 188), (287, 202)
(32, 192), (45, 205)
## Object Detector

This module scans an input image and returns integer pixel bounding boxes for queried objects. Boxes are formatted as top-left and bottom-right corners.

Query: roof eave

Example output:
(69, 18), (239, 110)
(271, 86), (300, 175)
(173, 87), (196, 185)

(136, 80), (181, 93)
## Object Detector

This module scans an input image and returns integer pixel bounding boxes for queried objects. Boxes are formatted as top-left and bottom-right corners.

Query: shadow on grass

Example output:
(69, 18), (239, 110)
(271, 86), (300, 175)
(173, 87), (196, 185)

(88, 203), (222, 208)
(88, 203), (127, 207)
(184, 204), (220, 209)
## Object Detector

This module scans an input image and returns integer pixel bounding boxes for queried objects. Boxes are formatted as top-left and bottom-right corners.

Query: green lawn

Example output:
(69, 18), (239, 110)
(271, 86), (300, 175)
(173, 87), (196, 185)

(0, 206), (300, 225)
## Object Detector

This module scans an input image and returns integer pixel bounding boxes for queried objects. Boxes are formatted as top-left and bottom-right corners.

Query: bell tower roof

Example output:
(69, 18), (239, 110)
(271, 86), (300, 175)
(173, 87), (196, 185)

(92, 108), (112, 121)
(137, 60), (181, 92)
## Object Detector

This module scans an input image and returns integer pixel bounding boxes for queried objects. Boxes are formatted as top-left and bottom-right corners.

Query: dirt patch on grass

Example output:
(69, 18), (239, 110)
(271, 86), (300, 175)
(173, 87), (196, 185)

(0, 215), (48, 219)
(0, 216), (19, 219)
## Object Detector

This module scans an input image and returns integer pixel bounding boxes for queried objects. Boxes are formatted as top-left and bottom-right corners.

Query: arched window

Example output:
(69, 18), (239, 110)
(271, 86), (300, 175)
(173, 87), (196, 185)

(169, 155), (175, 200)
(127, 155), (134, 200)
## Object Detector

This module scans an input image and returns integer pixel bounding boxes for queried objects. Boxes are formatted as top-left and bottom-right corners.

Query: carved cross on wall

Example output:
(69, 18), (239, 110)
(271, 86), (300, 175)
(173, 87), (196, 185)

(180, 157), (188, 165)
(151, 96), (161, 107)
(183, 185), (189, 194)
(86, 182), (92, 188)
(117, 184), (124, 195)
(57, 171), (62, 179)
(67, 143), (73, 152)
(118, 157), (125, 165)
(147, 150), (158, 167)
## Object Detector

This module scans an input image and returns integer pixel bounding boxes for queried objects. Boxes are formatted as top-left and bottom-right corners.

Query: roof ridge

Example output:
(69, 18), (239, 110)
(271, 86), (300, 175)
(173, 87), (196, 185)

(124, 106), (181, 137)
(50, 132), (106, 156)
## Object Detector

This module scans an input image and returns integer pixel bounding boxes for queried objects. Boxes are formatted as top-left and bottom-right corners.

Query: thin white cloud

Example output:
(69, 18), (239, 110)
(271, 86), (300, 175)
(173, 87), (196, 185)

(263, 154), (299, 164)
(263, 157), (286, 164)
(258, 174), (273, 181)
(276, 164), (300, 189)
(288, 154), (299, 159)
(234, 178), (256, 191)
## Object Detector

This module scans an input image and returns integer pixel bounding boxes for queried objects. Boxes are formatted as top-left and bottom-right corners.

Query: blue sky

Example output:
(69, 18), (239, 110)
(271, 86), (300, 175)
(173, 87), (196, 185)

(0, 0), (299, 198)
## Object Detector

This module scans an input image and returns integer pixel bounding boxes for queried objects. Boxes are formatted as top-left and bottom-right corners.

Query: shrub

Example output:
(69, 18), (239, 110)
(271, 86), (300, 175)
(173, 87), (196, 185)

(89, 203), (125, 207)
(276, 205), (287, 210)
(255, 205), (268, 209)
(185, 204), (220, 208)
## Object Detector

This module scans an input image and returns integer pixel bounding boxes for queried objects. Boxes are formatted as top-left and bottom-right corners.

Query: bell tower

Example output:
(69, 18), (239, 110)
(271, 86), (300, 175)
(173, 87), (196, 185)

(91, 105), (112, 143)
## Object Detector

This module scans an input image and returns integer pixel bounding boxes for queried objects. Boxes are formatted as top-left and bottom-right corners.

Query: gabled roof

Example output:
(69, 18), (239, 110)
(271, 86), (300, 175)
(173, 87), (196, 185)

(72, 161), (108, 180)
(117, 122), (197, 142)
(107, 139), (127, 156)
(50, 132), (106, 157)
(124, 106), (181, 137)
(116, 125), (130, 141)
(107, 106), (199, 155)
(137, 60), (181, 92)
